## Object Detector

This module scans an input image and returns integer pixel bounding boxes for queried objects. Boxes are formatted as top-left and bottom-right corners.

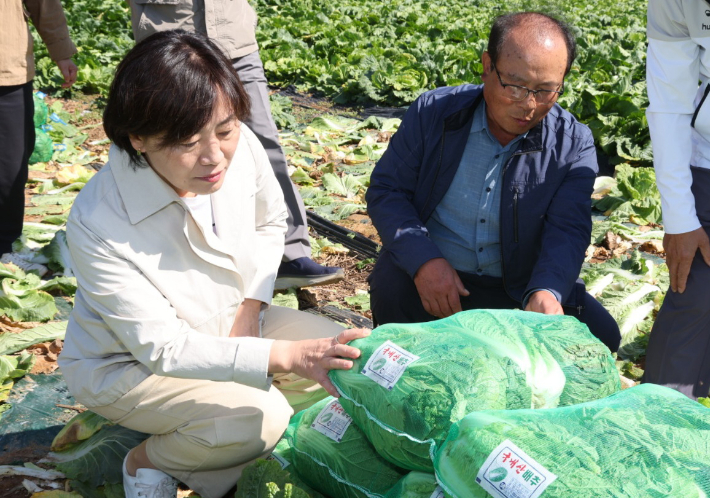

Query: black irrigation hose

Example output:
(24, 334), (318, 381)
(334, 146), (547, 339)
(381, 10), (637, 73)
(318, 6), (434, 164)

(306, 211), (381, 260)
(306, 305), (373, 329)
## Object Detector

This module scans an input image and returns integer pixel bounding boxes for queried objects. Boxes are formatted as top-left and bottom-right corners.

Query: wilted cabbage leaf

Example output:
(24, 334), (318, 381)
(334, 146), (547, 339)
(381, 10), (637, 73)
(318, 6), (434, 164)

(51, 411), (115, 452)
(0, 351), (35, 413)
(54, 164), (95, 186)
(0, 321), (67, 355)
(45, 423), (149, 490)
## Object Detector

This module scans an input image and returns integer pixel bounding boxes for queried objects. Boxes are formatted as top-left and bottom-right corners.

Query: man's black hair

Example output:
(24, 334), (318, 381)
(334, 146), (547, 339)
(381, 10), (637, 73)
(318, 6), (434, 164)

(488, 12), (577, 76)
(103, 29), (251, 168)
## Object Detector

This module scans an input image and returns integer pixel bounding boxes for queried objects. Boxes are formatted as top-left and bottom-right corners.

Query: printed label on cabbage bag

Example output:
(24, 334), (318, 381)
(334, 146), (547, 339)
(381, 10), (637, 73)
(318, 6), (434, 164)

(311, 399), (353, 442)
(429, 486), (445, 498)
(361, 340), (420, 390)
(266, 452), (290, 469)
(476, 440), (557, 498)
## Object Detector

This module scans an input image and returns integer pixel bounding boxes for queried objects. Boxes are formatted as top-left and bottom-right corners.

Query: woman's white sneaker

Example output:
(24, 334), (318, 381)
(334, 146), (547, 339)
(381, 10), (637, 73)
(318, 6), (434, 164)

(122, 453), (178, 498)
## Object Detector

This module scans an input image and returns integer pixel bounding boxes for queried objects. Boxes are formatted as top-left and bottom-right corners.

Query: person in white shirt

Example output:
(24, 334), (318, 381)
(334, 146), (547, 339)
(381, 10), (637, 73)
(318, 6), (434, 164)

(57, 30), (368, 498)
(644, 0), (710, 399)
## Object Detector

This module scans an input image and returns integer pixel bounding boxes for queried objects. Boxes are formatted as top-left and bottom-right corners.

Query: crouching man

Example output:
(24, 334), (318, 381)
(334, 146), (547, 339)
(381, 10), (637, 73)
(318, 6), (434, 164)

(366, 12), (620, 352)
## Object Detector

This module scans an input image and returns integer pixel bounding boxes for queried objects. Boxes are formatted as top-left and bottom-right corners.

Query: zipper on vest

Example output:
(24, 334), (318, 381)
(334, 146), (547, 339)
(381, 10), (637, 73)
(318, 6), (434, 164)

(513, 187), (519, 243)
(692, 83), (710, 128)
(422, 121), (448, 216)
(499, 149), (538, 302)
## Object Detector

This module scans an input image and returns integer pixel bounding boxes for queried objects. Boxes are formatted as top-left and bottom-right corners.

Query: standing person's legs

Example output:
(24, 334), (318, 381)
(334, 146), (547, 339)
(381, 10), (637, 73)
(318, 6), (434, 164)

(232, 52), (343, 289)
(644, 167), (710, 399)
(0, 83), (34, 255)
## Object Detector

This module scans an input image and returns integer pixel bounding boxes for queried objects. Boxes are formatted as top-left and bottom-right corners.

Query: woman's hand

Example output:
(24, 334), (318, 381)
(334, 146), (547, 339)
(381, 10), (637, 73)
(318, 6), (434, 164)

(269, 328), (371, 397)
(229, 299), (263, 338)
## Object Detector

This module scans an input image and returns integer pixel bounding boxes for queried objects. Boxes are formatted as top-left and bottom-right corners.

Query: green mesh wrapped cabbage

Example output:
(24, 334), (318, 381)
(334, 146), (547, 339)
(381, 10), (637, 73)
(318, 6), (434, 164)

(269, 425), (326, 498)
(329, 309), (620, 472)
(236, 459), (312, 498)
(287, 396), (406, 498)
(384, 471), (445, 498)
(435, 384), (710, 497)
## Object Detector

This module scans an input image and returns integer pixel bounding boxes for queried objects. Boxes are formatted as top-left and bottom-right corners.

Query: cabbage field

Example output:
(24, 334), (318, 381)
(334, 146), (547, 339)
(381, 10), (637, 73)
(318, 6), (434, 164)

(0, 0), (680, 495)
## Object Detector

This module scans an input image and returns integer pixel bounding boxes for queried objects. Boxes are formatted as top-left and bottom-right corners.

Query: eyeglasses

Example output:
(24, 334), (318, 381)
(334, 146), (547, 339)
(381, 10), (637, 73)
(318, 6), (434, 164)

(493, 65), (564, 105)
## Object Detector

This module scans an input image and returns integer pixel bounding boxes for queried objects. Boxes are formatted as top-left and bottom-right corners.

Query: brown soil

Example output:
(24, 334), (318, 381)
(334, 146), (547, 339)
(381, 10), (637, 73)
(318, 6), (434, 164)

(335, 214), (381, 243)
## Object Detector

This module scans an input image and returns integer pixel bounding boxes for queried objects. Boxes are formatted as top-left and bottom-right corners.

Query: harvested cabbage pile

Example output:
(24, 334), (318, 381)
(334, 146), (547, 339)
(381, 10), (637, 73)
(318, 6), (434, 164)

(267, 426), (326, 498)
(329, 309), (620, 471)
(435, 384), (710, 498)
(384, 471), (443, 498)
(286, 396), (406, 498)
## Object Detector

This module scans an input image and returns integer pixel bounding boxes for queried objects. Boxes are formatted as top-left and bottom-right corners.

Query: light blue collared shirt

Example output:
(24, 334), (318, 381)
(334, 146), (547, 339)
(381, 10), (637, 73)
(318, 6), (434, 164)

(425, 102), (526, 276)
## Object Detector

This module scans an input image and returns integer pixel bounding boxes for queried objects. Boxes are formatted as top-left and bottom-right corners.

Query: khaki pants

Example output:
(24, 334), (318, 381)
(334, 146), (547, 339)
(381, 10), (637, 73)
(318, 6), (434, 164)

(89, 306), (344, 498)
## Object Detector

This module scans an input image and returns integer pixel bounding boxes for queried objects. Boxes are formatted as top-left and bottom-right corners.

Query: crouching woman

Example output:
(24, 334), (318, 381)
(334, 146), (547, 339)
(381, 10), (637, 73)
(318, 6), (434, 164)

(57, 30), (367, 498)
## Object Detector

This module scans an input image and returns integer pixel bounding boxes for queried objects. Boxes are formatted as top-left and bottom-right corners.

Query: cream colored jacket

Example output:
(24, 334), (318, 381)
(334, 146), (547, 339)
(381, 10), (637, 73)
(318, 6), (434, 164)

(58, 125), (288, 407)
(1, 0), (77, 86)
(129, 0), (258, 60)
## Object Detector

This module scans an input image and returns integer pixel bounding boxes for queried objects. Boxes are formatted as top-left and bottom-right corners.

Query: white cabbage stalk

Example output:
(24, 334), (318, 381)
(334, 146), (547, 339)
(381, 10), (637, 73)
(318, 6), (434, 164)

(588, 273), (614, 297)
(593, 176), (616, 195)
(465, 332), (566, 409)
(620, 283), (661, 306)
(620, 300), (655, 336)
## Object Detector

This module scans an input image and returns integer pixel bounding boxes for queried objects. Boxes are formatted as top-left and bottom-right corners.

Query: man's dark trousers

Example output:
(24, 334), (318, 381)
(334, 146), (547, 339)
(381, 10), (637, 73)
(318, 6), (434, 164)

(0, 82), (34, 255)
(369, 251), (621, 353)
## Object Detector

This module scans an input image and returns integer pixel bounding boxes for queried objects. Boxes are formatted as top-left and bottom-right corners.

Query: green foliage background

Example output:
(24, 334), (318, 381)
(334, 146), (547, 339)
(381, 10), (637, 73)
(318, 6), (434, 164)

(31, 0), (649, 165)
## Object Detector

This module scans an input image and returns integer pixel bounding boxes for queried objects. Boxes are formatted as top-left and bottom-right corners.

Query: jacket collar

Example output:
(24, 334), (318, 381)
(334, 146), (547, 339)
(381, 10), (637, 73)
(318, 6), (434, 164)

(109, 145), (183, 225)
(442, 84), (544, 152)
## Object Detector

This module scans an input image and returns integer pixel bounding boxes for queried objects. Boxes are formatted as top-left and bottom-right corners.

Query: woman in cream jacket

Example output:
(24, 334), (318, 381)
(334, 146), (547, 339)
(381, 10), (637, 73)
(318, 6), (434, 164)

(58, 30), (367, 498)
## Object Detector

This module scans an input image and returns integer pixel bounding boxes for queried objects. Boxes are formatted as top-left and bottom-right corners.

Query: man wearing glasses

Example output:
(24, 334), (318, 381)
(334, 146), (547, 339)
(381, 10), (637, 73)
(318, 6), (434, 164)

(366, 12), (620, 351)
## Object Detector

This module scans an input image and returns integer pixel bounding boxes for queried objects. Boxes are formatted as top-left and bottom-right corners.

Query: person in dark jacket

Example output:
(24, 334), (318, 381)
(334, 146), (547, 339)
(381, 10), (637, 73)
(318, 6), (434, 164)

(366, 12), (620, 352)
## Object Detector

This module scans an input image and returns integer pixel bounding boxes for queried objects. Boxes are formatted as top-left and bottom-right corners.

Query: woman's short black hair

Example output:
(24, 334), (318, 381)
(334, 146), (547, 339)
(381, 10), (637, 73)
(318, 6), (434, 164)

(488, 12), (577, 76)
(103, 29), (250, 167)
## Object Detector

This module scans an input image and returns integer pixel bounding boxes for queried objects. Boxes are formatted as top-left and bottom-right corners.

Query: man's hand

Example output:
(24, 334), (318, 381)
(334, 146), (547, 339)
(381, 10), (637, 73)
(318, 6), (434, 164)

(524, 290), (563, 315)
(413, 258), (470, 318)
(664, 227), (710, 293)
(229, 298), (263, 338)
(55, 59), (78, 88)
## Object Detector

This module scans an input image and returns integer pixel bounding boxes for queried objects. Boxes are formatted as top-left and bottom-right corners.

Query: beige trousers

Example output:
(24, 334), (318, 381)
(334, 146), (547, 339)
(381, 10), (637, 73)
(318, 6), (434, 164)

(89, 306), (344, 498)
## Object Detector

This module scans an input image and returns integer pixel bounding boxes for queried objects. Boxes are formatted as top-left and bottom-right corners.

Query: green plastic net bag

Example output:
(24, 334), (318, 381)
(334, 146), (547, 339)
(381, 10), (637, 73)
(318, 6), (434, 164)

(329, 309), (620, 472)
(267, 424), (326, 498)
(434, 384), (710, 498)
(384, 472), (446, 498)
(29, 128), (53, 164)
(287, 396), (406, 498)
(33, 92), (49, 128)
(236, 459), (315, 498)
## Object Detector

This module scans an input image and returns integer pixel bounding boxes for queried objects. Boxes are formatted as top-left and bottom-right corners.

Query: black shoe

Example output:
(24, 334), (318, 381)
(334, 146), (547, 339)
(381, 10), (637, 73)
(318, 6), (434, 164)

(274, 257), (345, 290)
